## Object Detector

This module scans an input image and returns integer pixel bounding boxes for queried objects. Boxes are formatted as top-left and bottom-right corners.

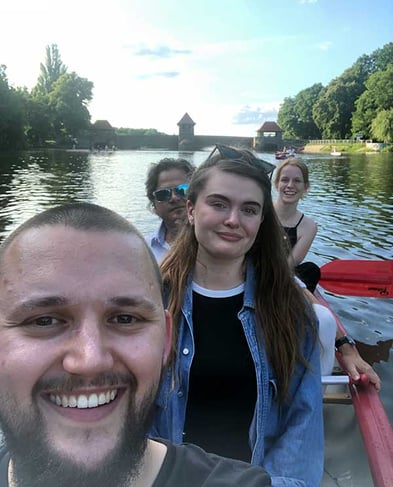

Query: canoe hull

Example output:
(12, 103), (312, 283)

(316, 289), (393, 487)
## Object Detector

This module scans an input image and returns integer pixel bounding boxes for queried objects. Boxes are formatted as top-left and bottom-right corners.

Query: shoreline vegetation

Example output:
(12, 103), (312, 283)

(302, 143), (392, 155)
(1, 141), (392, 154)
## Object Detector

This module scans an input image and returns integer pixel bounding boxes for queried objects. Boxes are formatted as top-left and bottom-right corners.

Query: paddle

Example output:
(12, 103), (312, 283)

(319, 260), (393, 298)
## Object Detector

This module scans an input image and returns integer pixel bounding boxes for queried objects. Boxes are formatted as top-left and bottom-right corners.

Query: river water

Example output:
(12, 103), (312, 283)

(0, 148), (392, 428)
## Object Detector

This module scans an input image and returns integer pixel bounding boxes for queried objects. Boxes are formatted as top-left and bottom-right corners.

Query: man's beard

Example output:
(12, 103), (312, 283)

(0, 372), (161, 487)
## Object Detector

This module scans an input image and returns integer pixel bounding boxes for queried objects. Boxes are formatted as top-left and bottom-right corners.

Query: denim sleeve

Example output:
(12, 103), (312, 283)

(271, 476), (306, 487)
(263, 335), (324, 487)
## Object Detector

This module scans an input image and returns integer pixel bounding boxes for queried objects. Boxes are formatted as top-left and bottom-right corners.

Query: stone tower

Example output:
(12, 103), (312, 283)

(177, 113), (196, 149)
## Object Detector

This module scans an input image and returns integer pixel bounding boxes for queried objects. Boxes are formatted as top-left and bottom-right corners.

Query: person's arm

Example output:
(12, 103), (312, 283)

(303, 289), (381, 391)
(289, 218), (317, 267)
(335, 331), (381, 391)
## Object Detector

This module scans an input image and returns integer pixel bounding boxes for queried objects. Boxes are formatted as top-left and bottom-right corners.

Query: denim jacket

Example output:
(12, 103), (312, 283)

(151, 262), (324, 487)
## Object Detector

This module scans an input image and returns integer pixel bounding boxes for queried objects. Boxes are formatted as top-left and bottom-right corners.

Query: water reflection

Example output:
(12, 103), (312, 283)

(0, 150), (92, 236)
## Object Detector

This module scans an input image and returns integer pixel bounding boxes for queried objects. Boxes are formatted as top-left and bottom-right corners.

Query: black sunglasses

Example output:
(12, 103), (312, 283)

(208, 144), (276, 179)
(153, 183), (189, 202)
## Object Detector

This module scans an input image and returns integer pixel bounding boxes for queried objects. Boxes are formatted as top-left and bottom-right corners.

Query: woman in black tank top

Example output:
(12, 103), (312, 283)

(273, 158), (320, 292)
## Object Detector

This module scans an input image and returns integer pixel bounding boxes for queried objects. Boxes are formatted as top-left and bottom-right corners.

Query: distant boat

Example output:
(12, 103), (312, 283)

(331, 147), (342, 156)
(275, 147), (297, 160)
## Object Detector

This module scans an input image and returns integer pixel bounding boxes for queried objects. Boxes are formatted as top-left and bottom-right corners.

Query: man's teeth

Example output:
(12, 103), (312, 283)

(49, 390), (118, 408)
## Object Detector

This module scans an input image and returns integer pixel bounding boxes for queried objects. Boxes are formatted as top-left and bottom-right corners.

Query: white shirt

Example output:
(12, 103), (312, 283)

(146, 221), (170, 263)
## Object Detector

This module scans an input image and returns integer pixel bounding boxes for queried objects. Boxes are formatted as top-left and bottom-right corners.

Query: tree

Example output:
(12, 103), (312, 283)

(277, 97), (298, 138)
(312, 64), (370, 138)
(48, 72), (93, 142)
(371, 42), (393, 72)
(277, 84), (323, 139)
(352, 64), (393, 138)
(293, 84), (323, 139)
(34, 44), (67, 96)
(20, 89), (54, 146)
(0, 65), (25, 149)
(310, 43), (393, 139)
(371, 109), (393, 143)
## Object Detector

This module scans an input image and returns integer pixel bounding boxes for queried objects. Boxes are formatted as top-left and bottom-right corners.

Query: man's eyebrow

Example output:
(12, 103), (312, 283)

(16, 296), (160, 311)
(19, 296), (68, 310)
(108, 296), (160, 311)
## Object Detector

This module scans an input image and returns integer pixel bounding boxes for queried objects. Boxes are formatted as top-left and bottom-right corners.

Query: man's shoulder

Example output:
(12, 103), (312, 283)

(155, 440), (271, 486)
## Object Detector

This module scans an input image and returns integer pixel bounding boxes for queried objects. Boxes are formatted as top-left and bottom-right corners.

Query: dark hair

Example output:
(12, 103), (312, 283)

(145, 158), (195, 206)
(0, 202), (162, 287)
(161, 146), (316, 401)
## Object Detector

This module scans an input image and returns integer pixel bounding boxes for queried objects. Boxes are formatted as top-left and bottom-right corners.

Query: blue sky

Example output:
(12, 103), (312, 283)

(1, 0), (392, 136)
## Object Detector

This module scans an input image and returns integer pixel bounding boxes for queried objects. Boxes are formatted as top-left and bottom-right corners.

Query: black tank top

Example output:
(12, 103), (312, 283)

(283, 213), (304, 249)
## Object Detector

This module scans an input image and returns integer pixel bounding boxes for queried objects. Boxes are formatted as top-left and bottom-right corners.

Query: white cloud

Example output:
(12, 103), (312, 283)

(316, 41), (333, 51)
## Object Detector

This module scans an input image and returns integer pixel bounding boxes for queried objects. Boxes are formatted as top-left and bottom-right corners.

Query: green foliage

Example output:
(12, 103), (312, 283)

(115, 127), (165, 136)
(0, 45), (94, 149)
(0, 66), (25, 149)
(278, 84), (323, 139)
(34, 44), (67, 96)
(277, 97), (297, 138)
(278, 41), (393, 141)
(371, 109), (393, 143)
(20, 89), (54, 146)
(352, 64), (393, 138)
(48, 72), (93, 141)
(312, 61), (371, 138)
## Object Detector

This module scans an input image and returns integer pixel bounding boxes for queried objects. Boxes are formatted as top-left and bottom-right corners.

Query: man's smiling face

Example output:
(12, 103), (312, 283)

(0, 225), (171, 485)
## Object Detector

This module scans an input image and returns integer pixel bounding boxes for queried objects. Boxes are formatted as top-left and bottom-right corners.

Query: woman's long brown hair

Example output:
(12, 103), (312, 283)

(160, 152), (316, 401)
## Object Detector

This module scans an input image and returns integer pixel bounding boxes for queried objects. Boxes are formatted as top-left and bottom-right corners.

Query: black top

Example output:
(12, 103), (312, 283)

(0, 441), (271, 486)
(283, 213), (304, 248)
(184, 285), (256, 462)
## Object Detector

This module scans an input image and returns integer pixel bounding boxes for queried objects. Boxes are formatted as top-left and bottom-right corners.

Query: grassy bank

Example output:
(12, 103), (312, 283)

(303, 143), (392, 154)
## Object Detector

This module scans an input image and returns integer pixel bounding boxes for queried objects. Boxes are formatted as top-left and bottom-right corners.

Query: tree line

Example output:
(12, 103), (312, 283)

(0, 45), (94, 150)
(1, 42), (392, 150)
(277, 42), (393, 143)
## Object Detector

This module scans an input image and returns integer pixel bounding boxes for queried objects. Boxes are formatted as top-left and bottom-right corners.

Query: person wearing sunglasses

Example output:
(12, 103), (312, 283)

(151, 145), (324, 487)
(145, 158), (195, 262)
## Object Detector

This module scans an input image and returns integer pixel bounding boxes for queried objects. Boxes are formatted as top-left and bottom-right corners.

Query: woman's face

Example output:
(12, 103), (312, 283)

(275, 164), (309, 203)
(187, 168), (264, 261)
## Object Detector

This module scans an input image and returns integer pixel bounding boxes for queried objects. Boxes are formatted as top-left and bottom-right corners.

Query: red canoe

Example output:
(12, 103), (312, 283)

(316, 289), (393, 487)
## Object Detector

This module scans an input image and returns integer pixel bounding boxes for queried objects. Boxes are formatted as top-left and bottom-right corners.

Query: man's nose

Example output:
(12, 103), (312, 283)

(169, 188), (182, 202)
(62, 319), (114, 376)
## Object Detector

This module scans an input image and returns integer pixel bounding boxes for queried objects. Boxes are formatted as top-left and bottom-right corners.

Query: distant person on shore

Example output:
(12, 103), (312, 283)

(0, 202), (272, 487)
(145, 157), (195, 262)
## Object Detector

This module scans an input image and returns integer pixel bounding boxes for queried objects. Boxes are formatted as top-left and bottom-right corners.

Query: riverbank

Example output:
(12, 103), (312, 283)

(303, 142), (392, 154)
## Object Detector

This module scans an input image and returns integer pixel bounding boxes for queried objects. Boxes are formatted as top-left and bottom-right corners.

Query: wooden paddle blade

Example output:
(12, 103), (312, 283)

(320, 260), (393, 298)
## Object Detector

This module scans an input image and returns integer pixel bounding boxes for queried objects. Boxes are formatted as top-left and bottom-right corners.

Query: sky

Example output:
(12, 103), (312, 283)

(1, 0), (392, 136)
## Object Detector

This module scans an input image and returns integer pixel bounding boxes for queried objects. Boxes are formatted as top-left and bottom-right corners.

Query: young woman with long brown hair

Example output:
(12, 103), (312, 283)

(151, 145), (324, 487)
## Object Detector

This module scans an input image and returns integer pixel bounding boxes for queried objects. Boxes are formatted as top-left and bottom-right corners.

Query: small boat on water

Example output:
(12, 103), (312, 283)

(275, 148), (297, 160)
(330, 147), (342, 157)
(275, 151), (289, 160)
(315, 281), (393, 487)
